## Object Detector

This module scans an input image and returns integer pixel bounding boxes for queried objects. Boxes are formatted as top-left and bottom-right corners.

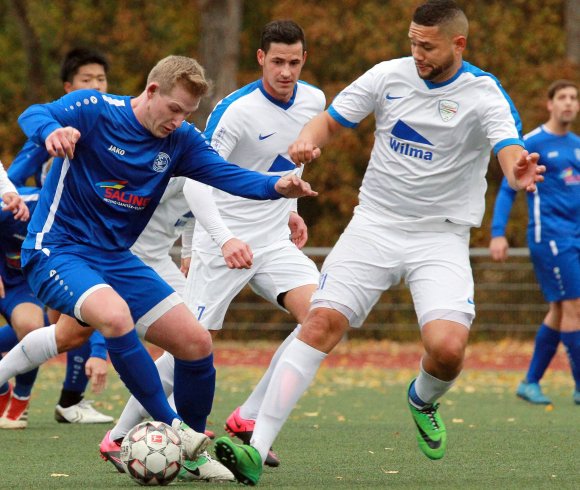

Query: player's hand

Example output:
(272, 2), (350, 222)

(85, 357), (108, 394)
(46, 126), (81, 159)
(274, 174), (317, 199)
(489, 236), (509, 262)
(0, 276), (5, 299)
(513, 150), (544, 192)
(2, 192), (29, 221)
(180, 257), (191, 277)
(221, 238), (253, 269)
(288, 211), (308, 249)
(288, 140), (321, 166)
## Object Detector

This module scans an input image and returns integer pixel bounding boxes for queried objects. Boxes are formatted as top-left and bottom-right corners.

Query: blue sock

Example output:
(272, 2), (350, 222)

(174, 354), (216, 432)
(561, 330), (580, 391)
(105, 329), (178, 424)
(14, 368), (39, 398)
(0, 324), (19, 352)
(526, 324), (560, 384)
(63, 341), (91, 393)
(408, 379), (427, 409)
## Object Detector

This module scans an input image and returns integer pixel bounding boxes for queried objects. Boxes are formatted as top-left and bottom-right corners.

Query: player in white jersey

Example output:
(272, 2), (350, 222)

(214, 1), (545, 483)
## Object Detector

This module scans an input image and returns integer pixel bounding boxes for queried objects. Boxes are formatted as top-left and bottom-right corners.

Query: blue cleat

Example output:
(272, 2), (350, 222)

(573, 390), (580, 405)
(516, 381), (552, 405)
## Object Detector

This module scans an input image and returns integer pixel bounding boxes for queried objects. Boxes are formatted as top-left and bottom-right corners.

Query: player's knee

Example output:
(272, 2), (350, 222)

(96, 305), (133, 336)
(12, 320), (44, 339)
(172, 325), (213, 360)
(299, 308), (346, 352)
(429, 339), (465, 370)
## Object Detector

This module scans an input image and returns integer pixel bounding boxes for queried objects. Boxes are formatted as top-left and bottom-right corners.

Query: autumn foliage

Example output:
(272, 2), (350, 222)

(0, 0), (576, 247)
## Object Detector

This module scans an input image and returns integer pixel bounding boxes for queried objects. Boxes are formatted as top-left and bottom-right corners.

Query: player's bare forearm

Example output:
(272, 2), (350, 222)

(498, 145), (545, 192)
(289, 112), (340, 165)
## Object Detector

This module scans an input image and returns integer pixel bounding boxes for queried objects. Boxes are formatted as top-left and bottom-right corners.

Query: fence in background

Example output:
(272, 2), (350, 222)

(172, 247), (544, 340)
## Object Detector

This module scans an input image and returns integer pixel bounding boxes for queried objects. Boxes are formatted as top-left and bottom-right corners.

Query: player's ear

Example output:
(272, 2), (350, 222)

(63, 82), (73, 94)
(257, 49), (265, 67)
(146, 83), (159, 99)
(453, 35), (467, 53)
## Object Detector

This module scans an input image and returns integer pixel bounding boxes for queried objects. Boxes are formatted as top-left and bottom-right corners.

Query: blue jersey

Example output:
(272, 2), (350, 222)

(491, 125), (580, 241)
(0, 187), (40, 286)
(7, 139), (50, 187)
(18, 89), (282, 252)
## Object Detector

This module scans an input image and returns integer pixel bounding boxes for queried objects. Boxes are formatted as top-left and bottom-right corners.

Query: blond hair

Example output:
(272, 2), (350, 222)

(147, 55), (210, 97)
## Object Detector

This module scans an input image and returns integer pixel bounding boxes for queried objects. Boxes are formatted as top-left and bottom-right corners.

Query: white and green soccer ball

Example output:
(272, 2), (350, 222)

(120, 421), (183, 486)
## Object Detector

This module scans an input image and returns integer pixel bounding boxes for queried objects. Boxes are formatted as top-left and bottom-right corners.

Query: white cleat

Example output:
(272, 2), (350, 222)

(178, 451), (235, 482)
(171, 418), (210, 460)
(55, 400), (114, 424)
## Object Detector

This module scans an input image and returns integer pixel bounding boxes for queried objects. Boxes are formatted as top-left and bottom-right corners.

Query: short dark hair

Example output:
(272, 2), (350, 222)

(60, 47), (109, 83)
(413, 0), (468, 36)
(547, 79), (578, 100)
(260, 20), (306, 53)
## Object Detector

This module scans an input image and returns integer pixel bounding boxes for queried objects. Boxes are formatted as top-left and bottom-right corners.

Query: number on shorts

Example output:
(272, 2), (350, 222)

(197, 305), (206, 320)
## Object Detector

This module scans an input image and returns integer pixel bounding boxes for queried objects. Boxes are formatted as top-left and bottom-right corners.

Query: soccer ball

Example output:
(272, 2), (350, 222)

(120, 421), (183, 486)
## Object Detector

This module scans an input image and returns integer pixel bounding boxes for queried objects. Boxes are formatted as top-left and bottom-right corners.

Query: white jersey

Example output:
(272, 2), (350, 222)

(330, 57), (523, 231)
(0, 161), (17, 196)
(194, 79), (326, 253)
(130, 177), (194, 261)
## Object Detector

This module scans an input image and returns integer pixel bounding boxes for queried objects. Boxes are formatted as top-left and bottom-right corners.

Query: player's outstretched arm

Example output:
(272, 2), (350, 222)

(274, 174), (318, 199)
(498, 146), (545, 192)
(288, 111), (342, 166)
(489, 236), (509, 262)
(2, 192), (29, 221)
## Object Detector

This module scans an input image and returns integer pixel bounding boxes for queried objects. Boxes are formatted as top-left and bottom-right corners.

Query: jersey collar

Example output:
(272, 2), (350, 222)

(423, 61), (465, 90)
(258, 79), (297, 110)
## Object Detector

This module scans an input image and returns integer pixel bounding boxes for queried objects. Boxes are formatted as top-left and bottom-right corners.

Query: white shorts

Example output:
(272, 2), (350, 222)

(312, 211), (475, 328)
(184, 240), (319, 330)
(138, 254), (186, 296)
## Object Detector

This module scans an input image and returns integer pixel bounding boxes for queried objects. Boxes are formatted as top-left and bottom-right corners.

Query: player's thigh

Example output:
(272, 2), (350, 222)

(311, 214), (404, 328)
(183, 250), (253, 330)
(250, 242), (319, 319)
(145, 302), (212, 360)
(529, 236), (580, 302)
(404, 230), (475, 327)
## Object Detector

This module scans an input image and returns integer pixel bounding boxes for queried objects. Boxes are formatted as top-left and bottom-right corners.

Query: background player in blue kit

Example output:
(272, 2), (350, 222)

(7, 47), (113, 425)
(0, 55), (316, 463)
(489, 79), (579, 405)
(0, 188), (43, 428)
(214, 1), (545, 484)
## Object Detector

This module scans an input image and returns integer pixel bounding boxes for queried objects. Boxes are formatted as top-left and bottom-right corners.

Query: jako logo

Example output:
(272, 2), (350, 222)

(108, 144), (126, 156)
(389, 120), (434, 161)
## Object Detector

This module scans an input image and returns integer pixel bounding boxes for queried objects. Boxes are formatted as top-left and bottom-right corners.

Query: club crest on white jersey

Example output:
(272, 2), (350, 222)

(438, 100), (459, 122)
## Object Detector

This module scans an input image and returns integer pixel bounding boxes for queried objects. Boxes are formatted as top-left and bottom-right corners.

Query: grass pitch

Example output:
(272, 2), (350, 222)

(0, 358), (578, 489)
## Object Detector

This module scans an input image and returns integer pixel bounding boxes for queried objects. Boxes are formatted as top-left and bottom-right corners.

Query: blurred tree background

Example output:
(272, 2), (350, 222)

(0, 0), (577, 248)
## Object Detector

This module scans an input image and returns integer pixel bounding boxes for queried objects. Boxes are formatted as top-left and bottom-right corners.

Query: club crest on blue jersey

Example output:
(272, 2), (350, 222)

(438, 100), (459, 122)
(96, 180), (152, 211)
(153, 152), (171, 172)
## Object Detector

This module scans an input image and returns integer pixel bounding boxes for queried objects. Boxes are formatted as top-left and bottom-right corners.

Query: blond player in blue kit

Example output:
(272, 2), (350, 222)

(214, 1), (545, 485)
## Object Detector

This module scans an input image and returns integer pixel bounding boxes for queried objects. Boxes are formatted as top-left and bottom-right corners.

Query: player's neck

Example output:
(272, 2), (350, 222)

(544, 119), (570, 136)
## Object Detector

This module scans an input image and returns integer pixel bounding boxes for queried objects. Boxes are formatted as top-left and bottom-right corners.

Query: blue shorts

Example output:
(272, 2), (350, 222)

(21, 245), (181, 331)
(529, 236), (580, 302)
(0, 279), (43, 321)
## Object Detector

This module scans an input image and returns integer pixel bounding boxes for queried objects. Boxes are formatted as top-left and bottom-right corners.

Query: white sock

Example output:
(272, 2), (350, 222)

(0, 325), (57, 385)
(110, 352), (176, 440)
(414, 361), (457, 405)
(240, 325), (301, 421)
(251, 338), (326, 463)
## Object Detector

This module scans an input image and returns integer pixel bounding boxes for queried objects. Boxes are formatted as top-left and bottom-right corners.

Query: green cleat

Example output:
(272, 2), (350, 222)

(408, 382), (447, 460)
(214, 436), (263, 486)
